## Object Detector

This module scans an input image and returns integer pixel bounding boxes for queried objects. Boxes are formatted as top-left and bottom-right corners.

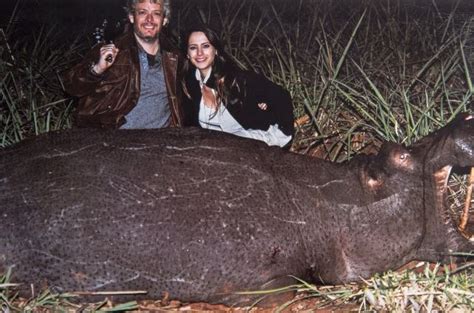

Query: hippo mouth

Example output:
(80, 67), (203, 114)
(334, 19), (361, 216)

(438, 165), (474, 242)
(429, 114), (474, 246)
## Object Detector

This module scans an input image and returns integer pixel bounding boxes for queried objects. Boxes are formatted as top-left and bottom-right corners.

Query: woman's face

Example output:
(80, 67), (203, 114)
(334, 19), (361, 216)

(187, 31), (217, 77)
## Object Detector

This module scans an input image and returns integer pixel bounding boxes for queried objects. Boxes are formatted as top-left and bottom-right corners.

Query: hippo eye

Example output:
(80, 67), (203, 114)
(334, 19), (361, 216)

(400, 154), (406, 160)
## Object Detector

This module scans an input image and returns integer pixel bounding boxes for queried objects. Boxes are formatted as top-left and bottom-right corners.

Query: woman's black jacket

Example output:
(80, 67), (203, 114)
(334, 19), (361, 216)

(182, 69), (295, 137)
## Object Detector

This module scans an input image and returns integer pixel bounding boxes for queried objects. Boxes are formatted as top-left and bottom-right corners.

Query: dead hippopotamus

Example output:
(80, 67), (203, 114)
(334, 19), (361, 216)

(0, 113), (473, 306)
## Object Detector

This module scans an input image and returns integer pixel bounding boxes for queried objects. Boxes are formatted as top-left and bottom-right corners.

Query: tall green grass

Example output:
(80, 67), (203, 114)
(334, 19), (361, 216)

(0, 4), (86, 147)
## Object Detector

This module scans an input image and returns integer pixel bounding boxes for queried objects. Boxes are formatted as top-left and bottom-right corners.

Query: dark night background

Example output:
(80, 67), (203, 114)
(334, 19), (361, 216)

(0, 0), (126, 34)
(2, 0), (474, 36)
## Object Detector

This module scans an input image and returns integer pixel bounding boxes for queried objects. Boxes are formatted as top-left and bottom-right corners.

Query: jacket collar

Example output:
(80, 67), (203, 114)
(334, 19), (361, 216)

(193, 68), (217, 89)
(195, 69), (212, 85)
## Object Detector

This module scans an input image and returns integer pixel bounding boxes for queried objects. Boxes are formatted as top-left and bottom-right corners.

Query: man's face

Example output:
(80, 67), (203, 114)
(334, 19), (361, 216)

(128, 1), (164, 43)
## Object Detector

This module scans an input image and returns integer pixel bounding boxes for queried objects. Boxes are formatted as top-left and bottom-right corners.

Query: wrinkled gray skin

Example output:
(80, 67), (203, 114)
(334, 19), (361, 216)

(0, 114), (473, 306)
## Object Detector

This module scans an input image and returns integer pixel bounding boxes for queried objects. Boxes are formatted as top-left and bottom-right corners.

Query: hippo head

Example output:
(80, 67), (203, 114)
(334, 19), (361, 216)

(410, 113), (474, 261)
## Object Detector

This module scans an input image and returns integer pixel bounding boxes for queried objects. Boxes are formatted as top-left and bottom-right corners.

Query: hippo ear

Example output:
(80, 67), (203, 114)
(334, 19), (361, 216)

(378, 142), (415, 171)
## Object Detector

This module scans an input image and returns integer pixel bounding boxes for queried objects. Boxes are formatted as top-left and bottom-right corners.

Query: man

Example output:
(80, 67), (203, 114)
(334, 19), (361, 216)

(63, 0), (184, 129)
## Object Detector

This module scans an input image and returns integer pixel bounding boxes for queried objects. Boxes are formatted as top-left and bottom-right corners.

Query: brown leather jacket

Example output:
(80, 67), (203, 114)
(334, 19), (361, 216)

(63, 29), (184, 128)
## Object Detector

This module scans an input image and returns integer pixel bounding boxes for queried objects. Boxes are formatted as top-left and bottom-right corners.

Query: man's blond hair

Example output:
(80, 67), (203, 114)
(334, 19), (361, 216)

(125, 0), (171, 25)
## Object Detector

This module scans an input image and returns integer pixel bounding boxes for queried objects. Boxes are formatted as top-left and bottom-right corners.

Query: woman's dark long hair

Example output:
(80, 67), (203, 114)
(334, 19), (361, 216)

(181, 25), (244, 109)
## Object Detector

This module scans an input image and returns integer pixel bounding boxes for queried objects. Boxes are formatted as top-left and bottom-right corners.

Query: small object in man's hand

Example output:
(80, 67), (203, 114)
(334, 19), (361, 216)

(105, 40), (114, 63)
(258, 102), (268, 111)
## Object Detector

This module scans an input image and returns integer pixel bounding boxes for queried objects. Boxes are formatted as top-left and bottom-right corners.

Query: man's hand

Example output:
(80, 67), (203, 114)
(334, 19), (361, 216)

(92, 43), (119, 75)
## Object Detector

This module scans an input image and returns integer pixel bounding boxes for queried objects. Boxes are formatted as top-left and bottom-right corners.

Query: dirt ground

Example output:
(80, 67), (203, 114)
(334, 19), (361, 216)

(73, 259), (470, 313)
(103, 290), (362, 313)
(133, 298), (360, 312)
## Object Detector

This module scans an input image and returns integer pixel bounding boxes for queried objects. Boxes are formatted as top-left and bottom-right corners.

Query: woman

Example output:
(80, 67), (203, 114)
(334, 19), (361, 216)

(181, 25), (295, 148)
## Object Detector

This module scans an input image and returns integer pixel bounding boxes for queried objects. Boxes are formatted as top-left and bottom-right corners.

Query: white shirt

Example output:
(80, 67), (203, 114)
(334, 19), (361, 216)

(195, 70), (292, 147)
